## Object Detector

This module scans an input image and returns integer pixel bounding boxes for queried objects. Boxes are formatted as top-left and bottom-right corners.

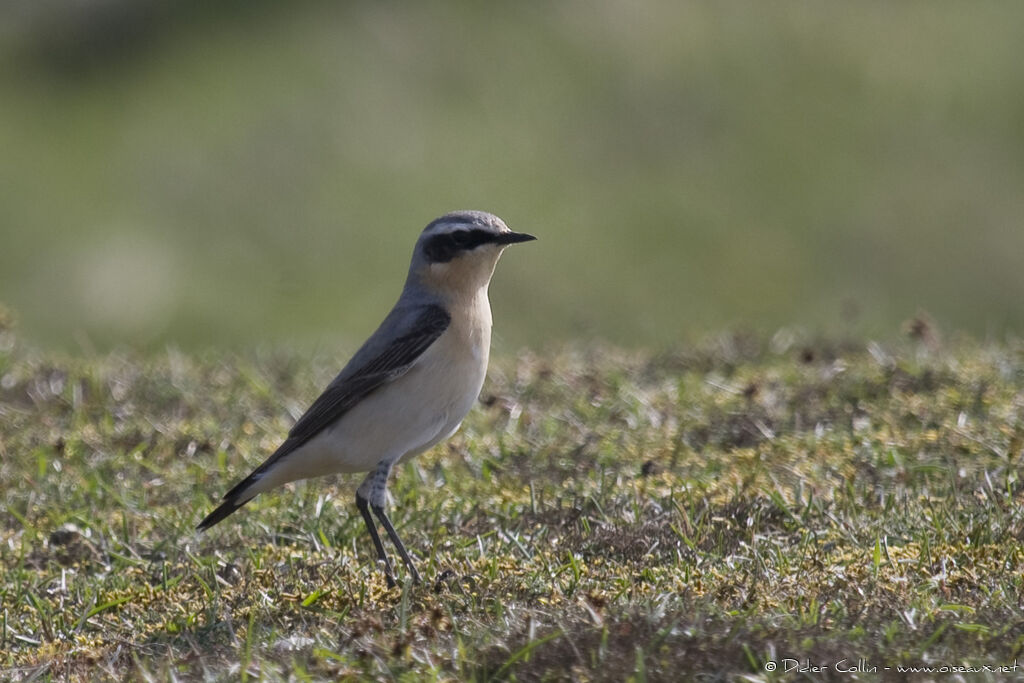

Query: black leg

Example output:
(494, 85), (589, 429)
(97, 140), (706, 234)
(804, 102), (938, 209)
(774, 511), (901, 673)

(356, 492), (396, 588)
(372, 504), (422, 585)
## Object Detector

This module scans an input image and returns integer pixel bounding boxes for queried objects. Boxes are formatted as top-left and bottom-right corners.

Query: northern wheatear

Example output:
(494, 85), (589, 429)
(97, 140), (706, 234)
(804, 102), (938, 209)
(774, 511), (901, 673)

(197, 210), (535, 587)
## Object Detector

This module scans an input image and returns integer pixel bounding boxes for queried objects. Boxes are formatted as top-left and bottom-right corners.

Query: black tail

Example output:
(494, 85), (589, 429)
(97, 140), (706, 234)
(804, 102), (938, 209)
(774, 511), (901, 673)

(196, 496), (250, 531)
(197, 451), (278, 531)
(197, 469), (263, 530)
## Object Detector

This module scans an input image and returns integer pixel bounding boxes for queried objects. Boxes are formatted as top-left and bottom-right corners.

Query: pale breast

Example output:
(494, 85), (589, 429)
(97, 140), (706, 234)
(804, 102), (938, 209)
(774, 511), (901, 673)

(316, 293), (493, 471)
(419, 293), (492, 427)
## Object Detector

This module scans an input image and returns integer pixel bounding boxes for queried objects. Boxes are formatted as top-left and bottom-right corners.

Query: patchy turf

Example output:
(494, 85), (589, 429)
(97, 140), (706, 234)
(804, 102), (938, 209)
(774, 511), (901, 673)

(3, 317), (1024, 681)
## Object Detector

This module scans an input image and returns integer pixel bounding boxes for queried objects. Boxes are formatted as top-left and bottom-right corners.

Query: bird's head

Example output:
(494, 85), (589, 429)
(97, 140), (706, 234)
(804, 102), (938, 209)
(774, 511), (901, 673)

(408, 210), (535, 299)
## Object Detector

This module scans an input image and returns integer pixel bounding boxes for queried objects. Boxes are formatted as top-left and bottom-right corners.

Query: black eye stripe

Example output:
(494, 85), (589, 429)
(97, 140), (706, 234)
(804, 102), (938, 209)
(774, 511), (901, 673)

(424, 229), (495, 263)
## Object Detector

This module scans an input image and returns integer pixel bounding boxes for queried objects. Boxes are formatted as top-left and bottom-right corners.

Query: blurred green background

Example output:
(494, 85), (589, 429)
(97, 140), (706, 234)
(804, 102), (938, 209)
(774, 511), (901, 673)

(2, 1), (1023, 352)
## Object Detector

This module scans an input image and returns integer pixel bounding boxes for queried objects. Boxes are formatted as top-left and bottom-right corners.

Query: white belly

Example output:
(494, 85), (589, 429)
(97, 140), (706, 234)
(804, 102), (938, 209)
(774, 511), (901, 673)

(325, 337), (487, 472)
(254, 306), (491, 490)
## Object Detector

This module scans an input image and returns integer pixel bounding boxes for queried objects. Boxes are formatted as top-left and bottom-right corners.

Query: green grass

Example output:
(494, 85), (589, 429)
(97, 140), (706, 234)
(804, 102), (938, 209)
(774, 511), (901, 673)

(3, 312), (1024, 680)
(2, 1), (1024, 348)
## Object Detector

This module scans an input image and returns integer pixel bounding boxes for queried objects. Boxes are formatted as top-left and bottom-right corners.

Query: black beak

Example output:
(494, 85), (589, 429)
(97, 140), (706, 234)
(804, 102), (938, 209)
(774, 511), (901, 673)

(495, 231), (537, 245)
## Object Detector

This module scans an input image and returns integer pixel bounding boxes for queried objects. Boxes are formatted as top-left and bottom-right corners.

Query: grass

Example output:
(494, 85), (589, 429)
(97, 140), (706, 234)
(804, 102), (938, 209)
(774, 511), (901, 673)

(3, 312), (1024, 680)
(3, 2), (1024, 347)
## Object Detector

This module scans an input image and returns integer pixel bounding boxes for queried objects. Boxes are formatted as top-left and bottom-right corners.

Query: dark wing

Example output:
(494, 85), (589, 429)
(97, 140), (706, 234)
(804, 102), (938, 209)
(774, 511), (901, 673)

(201, 304), (450, 525)
(287, 304), (450, 447)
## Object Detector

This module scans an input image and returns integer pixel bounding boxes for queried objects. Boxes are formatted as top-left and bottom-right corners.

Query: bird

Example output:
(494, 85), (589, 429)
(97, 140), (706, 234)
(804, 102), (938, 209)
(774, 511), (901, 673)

(197, 210), (535, 587)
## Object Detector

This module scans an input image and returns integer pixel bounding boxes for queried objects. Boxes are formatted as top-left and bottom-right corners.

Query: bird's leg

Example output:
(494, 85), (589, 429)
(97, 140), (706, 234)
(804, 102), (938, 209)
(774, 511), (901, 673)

(355, 491), (396, 588)
(372, 503), (422, 586)
(356, 460), (421, 586)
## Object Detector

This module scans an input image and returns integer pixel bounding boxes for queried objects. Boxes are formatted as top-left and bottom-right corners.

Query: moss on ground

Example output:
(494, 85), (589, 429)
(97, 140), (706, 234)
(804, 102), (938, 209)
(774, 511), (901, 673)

(3, 320), (1024, 680)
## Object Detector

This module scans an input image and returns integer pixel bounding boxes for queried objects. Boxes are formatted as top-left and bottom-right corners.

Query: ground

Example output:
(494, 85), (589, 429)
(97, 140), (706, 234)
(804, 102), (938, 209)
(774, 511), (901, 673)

(2, 318), (1024, 681)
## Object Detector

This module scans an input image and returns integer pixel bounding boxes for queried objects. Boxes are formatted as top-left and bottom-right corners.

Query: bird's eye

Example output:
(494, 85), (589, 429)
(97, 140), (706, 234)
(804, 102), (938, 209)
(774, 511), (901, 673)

(424, 229), (486, 263)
